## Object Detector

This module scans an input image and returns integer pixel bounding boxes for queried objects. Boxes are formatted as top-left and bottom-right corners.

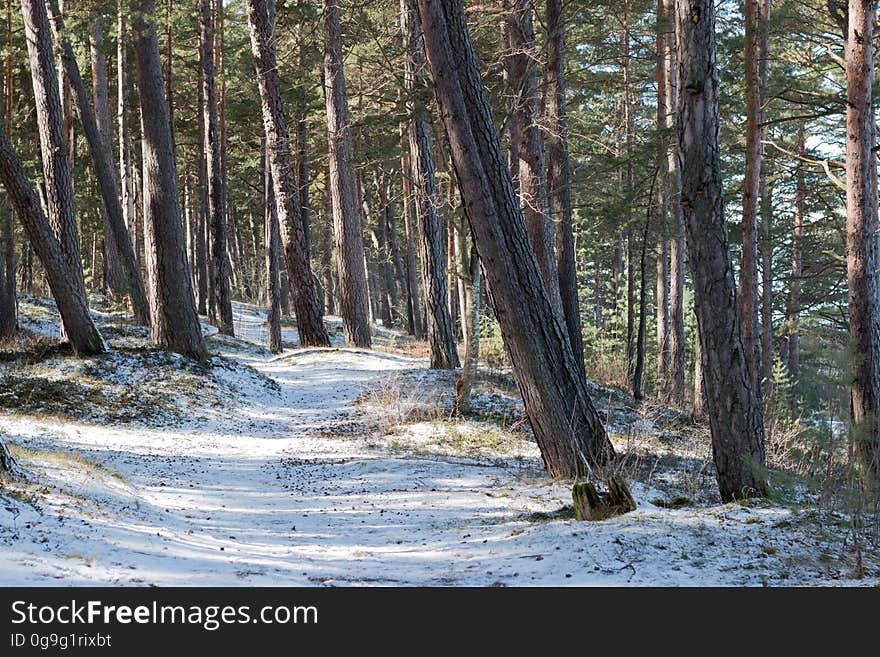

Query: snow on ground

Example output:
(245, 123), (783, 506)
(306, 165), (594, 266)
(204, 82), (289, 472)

(0, 301), (875, 586)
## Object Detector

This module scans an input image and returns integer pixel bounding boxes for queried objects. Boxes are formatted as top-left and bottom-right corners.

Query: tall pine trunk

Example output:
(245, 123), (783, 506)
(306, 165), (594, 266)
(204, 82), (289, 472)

(130, 0), (204, 359)
(676, 0), (767, 500)
(245, 0), (330, 347)
(844, 0), (880, 480)
(416, 0), (615, 477)
(402, 0), (458, 369)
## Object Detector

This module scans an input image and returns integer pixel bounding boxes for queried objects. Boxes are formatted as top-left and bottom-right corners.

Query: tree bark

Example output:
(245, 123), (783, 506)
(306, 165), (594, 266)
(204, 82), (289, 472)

(416, 0), (615, 477)
(130, 0), (204, 359)
(546, 0), (583, 374)
(245, 0), (330, 347)
(265, 147), (282, 354)
(844, 0), (880, 480)
(399, 122), (423, 337)
(200, 0), (233, 335)
(655, 0), (670, 398)
(676, 0), (767, 500)
(20, 0), (86, 302)
(47, 2), (150, 327)
(0, 115), (105, 355)
(786, 124), (804, 380)
(402, 0), (458, 369)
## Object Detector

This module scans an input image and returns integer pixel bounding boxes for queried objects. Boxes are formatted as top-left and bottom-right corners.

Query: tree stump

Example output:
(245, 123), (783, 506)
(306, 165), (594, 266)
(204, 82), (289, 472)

(572, 474), (636, 521)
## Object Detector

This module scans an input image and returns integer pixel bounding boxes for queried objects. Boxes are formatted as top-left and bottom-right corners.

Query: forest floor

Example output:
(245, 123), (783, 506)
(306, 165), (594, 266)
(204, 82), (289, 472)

(0, 297), (876, 586)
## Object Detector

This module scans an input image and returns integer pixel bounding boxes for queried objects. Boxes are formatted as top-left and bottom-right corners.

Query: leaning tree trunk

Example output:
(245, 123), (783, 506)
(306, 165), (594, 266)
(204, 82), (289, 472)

(130, 0), (204, 359)
(199, 0), (233, 335)
(89, 17), (125, 298)
(0, 115), (105, 355)
(402, 0), (459, 369)
(245, 0), (330, 347)
(20, 0), (86, 303)
(47, 2), (150, 326)
(415, 0), (615, 477)
(844, 0), (880, 480)
(318, 0), (370, 347)
(676, 0), (767, 500)
(546, 0), (583, 373)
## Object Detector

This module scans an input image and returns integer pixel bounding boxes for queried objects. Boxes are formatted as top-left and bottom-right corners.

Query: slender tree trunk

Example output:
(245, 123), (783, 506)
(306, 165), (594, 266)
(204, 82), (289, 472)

(694, 318), (705, 416)
(504, 0), (562, 318)
(245, 0), (330, 347)
(21, 0), (86, 301)
(655, 0), (670, 398)
(402, 0), (458, 368)
(130, 0), (204, 359)
(786, 124), (804, 379)
(400, 121), (422, 337)
(633, 181), (653, 400)
(200, 0), (233, 334)
(0, 116), (105, 355)
(117, 1), (136, 253)
(546, 0), (583, 373)
(739, 0), (767, 397)
(760, 162), (773, 386)
(844, 0), (880, 480)
(89, 18), (124, 298)
(676, 0), (767, 500)
(47, 2), (150, 326)
(0, 0), (16, 341)
(454, 242), (481, 415)
(265, 148), (282, 354)
(416, 0), (615, 477)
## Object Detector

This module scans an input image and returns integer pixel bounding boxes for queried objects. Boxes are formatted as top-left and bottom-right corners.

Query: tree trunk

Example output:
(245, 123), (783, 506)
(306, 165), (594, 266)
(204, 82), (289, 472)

(0, 1), (16, 341)
(245, 0), (330, 347)
(546, 0), (583, 374)
(265, 148), (282, 354)
(416, 0), (615, 477)
(47, 2), (150, 326)
(633, 182), (653, 400)
(786, 124), (804, 380)
(200, 0), (233, 335)
(676, 0), (767, 500)
(402, 0), (458, 369)
(760, 162), (773, 386)
(130, 0), (204, 359)
(20, 0), (86, 304)
(844, 0), (880, 480)
(0, 115), (105, 355)
(89, 17), (125, 298)
(739, 0), (767, 397)
(655, 0), (670, 397)
(399, 121), (423, 338)
(454, 242), (481, 415)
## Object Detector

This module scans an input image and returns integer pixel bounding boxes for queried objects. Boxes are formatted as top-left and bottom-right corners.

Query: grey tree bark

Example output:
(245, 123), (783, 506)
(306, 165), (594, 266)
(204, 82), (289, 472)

(47, 2), (150, 327)
(402, 0), (459, 369)
(546, 0), (583, 374)
(245, 0), (330, 347)
(676, 0), (767, 500)
(415, 0), (615, 477)
(0, 115), (105, 355)
(265, 148), (282, 354)
(199, 0), (233, 335)
(130, 0), (205, 359)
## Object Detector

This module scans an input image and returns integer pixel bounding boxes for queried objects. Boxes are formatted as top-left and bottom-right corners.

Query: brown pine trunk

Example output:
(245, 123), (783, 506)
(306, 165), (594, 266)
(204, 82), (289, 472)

(0, 0), (16, 341)
(416, 0), (614, 477)
(265, 147), (282, 354)
(47, 2), (150, 326)
(245, 0), (330, 347)
(200, 0), (233, 335)
(786, 124), (804, 379)
(760, 163), (773, 386)
(655, 0), (670, 398)
(0, 116), (105, 355)
(399, 121), (423, 338)
(21, 0), (86, 302)
(739, 0), (766, 397)
(130, 0), (204, 359)
(316, 0), (370, 347)
(844, 0), (880, 479)
(676, 0), (767, 500)
(546, 0), (583, 373)
(89, 18), (124, 298)
(505, 0), (562, 318)
(402, 0), (458, 369)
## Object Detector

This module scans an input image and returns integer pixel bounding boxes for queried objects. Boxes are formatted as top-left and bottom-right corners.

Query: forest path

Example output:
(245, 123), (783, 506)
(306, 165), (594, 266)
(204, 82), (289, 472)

(0, 303), (862, 586)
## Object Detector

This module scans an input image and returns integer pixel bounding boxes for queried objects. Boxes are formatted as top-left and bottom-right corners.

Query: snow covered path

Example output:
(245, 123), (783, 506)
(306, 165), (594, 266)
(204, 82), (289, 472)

(0, 304), (870, 586)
